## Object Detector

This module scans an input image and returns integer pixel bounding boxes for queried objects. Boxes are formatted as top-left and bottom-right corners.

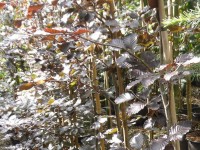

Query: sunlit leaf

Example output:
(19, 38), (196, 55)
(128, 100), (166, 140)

(130, 133), (145, 149)
(48, 98), (55, 105)
(149, 135), (169, 150)
(115, 93), (135, 104)
(126, 79), (141, 90)
(126, 102), (146, 115)
(37, 109), (44, 113)
(183, 57), (200, 66)
(104, 128), (118, 135)
(91, 121), (101, 130)
(175, 53), (194, 63)
(110, 134), (122, 144)
(164, 71), (179, 81)
(116, 53), (132, 68)
(98, 116), (108, 124)
(144, 118), (155, 130)
(70, 80), (77, 87)
(18, 82), (35, 91)
(36, 80), (46, 85)
(169, 121), (192, 141)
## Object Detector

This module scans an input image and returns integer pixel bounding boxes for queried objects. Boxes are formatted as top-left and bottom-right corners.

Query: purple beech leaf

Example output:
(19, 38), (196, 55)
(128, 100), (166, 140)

(150, 135), (169, 150)
(147, 96), (161, 110)
(116, 53), (132, 68)
(147, 101), (160, 110)
(141, 74), (159, 88)
(169, 121), (192, 141)
(97, 132), (105, 139)
(126, 79), (141, 90)
(127, 20), (140, 28)
(115, 93), (134, 104)
(175, 53), (194, 63)
(105, 19), (119, 26)
(138, 88), (152, 100)
(90, 30), (102, 40)
(110, 39), (125, 50)
(175, 53), (200, 66)
(123, 33), (138, 51)
(91, 121), (101, 130)
(110, 134), (123, 144)
(128, 12), (138, 19)
(164, 71), (179, 81)
(128, 69), (146, 78)
(141, 51), (159, 68)
(129, 133), (145, 149)
(183, 57), (200, 66)
(126, 102), (146, 115)
(144, 118), (155, 130)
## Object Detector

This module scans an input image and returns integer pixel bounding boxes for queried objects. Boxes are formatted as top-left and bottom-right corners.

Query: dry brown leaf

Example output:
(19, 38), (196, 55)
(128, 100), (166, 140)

(14, 19), (23, 28)
(44, 28), (65, 34)
(19, 82), (35, 91)
(73, 28), (90, 35)
(27, 4), (44, 18)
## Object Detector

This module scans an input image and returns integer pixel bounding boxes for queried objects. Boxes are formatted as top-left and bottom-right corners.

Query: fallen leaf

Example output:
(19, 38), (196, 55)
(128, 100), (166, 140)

(44, 28), (65, 34)
(18, 82), (35, 91)
(14, 19), (23, 28)
(27, 4), (44, 18)
(42, 35), (55, 41)
(73, 28), (90, 35)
